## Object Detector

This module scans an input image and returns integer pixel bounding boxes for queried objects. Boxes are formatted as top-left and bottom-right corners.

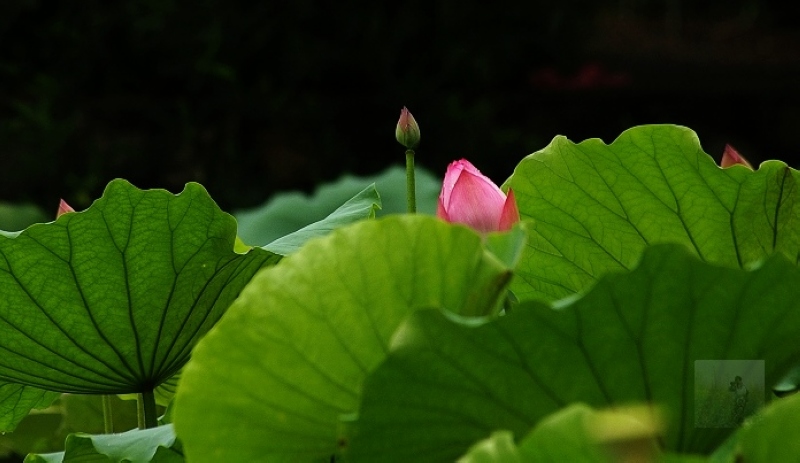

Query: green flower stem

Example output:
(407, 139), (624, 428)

(406, 149), (416, 213)
(138, 390), (158, 429)
(102, 394), (114, 433)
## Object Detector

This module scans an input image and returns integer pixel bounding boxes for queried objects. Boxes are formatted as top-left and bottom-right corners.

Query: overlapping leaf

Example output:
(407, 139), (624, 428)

(457, 431), (523, 463)
(0, 180), (279, 394)
(24, 424), (180, 463)
(0, 383), (59, 432)
(348, 245), (800, 461)
(234, 165), (440, 246)
(457, 405), (637, 463)
(734, 392), (800, 462)
(700, 394), (800, 463)
(261, 184), (381, 255)
(175, 216), (520, 462)
(506, 124), (800, 302)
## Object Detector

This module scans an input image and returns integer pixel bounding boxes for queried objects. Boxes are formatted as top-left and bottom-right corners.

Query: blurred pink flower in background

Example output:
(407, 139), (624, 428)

(56, 199), (75, 218)
(720, 144), (753, 169)
(437, 159), (519, 233)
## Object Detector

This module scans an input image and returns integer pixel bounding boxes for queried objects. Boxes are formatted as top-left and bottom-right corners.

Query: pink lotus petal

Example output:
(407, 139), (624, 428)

(438, 159), (520, 234)
(440, 159), (503, 205)
(440, 159), (467, 206)
(445, 169), (506, 233)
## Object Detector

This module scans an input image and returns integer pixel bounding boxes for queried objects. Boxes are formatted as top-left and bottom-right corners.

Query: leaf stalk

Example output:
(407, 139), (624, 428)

(138, 390), (158, 429)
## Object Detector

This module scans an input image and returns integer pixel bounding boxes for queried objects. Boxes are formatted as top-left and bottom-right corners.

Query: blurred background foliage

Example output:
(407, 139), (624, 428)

(1, 0), (800, 213)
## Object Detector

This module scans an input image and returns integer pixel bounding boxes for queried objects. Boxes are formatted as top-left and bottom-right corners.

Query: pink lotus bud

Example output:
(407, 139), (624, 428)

(721, 144), (753, 169)
(395, 106), (420, 149)
(57, 199), (75, 218)
(437, 159), (520, 233)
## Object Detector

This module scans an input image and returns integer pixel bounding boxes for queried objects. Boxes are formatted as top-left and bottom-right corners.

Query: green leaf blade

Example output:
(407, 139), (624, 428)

(262, 183), (381, 255)
(507, 125), (800, 302)
(737, 393), (800, 462)
(174, 216), (515, 462)
(348, 245), (800, 461)
(25, 424), (179, 463)
(234, 165), (441, 246)
(0, 382), (59, 433)
(0, 180), (279, 394)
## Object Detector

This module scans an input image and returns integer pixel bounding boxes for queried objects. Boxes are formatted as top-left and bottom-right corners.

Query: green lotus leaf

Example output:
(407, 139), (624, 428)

(0, 382), (59, 432)
(457, 430), (522, 463)
(174, 216), (520, 462)
(0, 180), (279, 394)
(234, 165), (440, 246)
(506, 124), (800, 302)
(261, 184), (381, 255)
(24, 424), (180, 463)
(736, 393), (800, 462)
(457, 404), (654, 463)
(348, 245), (800, 461)
(515, 404), (615, 462)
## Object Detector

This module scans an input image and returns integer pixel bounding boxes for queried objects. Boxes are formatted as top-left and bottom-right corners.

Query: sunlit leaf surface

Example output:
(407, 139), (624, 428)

(507, 125), (800, 301)
(349, 245), (800, 461)
(25, 424), (180, 463)
(175, 216), (519, 462)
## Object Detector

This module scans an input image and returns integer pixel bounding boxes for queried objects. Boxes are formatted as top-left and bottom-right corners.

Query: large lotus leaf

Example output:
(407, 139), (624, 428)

(506, 124), (800, 302)
(348, 245), (800, 461)
(0, 383), (59, 433)
(0, 180), (279, 394)
(24, 424), (180, 463)
(174, 216), (520, 463)
(234, 165), (440, 246)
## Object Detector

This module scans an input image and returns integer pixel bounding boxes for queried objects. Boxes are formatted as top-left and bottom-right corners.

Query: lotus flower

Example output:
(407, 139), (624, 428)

(437, 159), (519, 233)
(721, 144), (753, 169)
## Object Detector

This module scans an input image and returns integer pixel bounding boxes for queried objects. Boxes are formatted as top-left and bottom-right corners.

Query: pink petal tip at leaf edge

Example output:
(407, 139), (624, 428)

(57, 199), (75, 218)
(498, 189), (520, 231)
(436, 196), (448, 221)
(721, 144), (753, 169)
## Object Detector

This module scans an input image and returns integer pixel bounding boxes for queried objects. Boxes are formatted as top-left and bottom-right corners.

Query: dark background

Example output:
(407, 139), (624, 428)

(2, 0), (799, 212)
